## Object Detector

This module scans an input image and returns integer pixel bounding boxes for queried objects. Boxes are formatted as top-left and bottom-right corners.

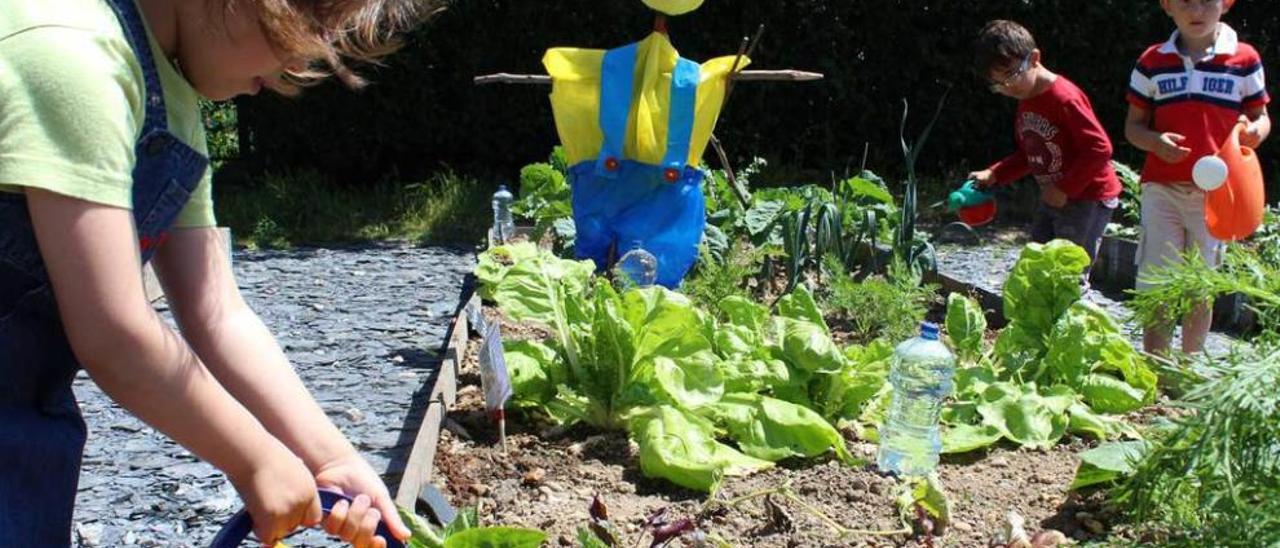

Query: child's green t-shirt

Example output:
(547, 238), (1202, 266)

(0, 0), (214, 228)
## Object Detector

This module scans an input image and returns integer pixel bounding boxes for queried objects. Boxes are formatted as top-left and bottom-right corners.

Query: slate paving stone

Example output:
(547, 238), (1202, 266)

(71, 243), (474, 547)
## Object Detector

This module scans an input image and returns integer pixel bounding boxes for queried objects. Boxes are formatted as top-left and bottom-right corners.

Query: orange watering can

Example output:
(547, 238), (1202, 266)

(1194, 122), (1266, 241)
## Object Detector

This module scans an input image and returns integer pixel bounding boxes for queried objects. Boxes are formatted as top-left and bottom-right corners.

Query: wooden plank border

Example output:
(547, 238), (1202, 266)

(394, 279), (472, 509)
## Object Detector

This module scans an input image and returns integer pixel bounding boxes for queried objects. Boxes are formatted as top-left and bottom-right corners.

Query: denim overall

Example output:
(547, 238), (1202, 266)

(569, 42), (706, 288)
(0, 0), (209, 543)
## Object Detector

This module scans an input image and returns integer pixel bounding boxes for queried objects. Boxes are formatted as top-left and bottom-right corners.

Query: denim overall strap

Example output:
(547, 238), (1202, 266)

(595, 42), (639, 179)
(104, 0), (210, 264)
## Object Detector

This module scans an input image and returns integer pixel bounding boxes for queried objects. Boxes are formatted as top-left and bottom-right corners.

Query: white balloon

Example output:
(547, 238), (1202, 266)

(1192, 155), (1228, 191)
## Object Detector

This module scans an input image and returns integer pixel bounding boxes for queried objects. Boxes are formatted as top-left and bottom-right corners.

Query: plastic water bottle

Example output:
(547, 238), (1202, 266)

(490, 185), (515, 246)
(615, 243), (658, 288)
(877, 322), (955, 477)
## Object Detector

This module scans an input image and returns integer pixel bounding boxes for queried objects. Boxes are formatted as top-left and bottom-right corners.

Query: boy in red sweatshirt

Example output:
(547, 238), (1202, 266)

(968, 20), (1122, 273)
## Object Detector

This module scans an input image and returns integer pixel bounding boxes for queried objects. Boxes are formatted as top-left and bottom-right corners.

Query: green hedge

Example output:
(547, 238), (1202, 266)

(235, 0), (1279, 197)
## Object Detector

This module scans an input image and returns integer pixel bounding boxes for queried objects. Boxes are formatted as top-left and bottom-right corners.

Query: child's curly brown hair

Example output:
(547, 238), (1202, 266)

(236, 0), (442, 93)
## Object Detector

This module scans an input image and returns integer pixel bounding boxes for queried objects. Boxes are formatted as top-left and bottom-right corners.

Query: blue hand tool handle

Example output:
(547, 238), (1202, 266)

(209, 490), (405, 548)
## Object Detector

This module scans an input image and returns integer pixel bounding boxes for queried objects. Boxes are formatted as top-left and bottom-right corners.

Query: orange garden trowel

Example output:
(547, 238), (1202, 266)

(946, 180), (997, 227)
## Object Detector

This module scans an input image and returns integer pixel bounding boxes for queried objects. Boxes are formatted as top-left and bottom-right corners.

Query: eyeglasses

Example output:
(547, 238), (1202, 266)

(989, 55), (1031, 92)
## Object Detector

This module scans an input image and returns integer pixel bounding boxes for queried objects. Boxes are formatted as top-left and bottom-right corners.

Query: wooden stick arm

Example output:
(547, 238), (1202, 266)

(473, 69), (824, 85)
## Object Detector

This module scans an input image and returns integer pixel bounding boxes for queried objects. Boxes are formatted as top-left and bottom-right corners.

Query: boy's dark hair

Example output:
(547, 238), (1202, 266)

(975, 20), (1037, 74)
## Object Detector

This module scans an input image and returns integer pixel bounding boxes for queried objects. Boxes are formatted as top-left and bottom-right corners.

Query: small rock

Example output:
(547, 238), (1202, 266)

(1082, 519), (1105, 535)
(952, 521), (973, 533)
(616, 482), (636, 494)
(75, 522), (103, 547)
(523, 468), (546, 485)
(868, 481), (885, 495)
(123, 531), (138, 545)
(391, 354), (405, 364)
(544, 480), (564, 492)
(989, 456), (1010, 467)
(469, 483), (490, 496)
(566, 443), (584, 457)
(1074, 511), (1094, 521)
(312, 303), (326, 311)
(1033, 474), (1054, 484)
(538, 486), (554, 497)
(558, 534), (574, 546)
(850, 478), (870, 491)
(344, 407), (365, 423)
(1031, 529), (1068, 546)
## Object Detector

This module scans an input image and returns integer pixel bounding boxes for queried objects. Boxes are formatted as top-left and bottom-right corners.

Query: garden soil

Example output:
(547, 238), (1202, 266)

(431, 308), (1118, 548)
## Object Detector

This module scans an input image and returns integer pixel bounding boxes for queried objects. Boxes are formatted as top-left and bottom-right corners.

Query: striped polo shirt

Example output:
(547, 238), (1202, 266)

(1126, 23), (1269, 184)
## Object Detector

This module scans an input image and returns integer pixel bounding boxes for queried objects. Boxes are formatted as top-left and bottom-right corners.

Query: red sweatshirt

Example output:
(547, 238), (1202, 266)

(988, 76), (1122, 202)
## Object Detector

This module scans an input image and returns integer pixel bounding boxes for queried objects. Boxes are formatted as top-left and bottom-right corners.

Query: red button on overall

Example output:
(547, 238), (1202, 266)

(663, 168), (680, 183)
(604, 157), (620, 171)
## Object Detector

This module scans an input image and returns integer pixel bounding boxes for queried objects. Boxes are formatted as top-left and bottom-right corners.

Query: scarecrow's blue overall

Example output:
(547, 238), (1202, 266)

(569, 44), (705, 288)
(0, 0), (208, 543)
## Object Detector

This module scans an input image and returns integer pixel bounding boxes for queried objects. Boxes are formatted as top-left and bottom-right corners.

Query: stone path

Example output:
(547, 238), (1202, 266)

(71, 244), (474, 547)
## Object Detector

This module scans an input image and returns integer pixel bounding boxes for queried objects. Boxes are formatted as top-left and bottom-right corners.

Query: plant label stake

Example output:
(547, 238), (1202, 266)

(465, 294), (487, 336)
(478, 321), (513, 453)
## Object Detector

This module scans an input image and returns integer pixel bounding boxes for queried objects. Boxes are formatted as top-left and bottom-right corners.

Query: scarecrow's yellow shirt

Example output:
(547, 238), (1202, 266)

(543, 32), (749, 167)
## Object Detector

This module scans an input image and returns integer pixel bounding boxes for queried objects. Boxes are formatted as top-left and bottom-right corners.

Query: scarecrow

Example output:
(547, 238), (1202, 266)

(477, 1), (821, 287)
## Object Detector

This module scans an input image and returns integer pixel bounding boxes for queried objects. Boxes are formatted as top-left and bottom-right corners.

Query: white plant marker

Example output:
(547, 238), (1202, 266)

(1192, 155), (1229, 191)
(478, 321), (513, 454)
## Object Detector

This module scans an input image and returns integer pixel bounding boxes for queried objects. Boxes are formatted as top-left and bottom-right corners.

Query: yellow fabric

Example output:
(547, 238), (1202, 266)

(543, 32), (748, 167)
(641, 0), (705, 16)
(0, 0), (215, 228)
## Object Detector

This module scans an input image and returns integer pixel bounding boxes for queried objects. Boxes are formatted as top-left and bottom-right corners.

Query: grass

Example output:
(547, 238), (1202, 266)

(214, 169), (493, 249)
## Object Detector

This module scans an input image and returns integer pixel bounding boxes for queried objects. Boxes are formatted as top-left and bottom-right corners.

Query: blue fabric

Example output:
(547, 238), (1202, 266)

(594, 43), (638, 180)
(574, 43), (705, 288)
(0, 0), (208, 543)
(571, 160), (705, 288)
(661, 58), (699, 171)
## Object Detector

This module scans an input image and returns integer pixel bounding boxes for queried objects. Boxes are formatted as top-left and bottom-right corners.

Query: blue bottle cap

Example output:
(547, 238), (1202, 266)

(920, 322), (940, 340)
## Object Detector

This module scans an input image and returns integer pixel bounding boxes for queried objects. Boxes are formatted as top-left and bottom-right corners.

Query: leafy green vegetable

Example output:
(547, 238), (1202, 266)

(474, 243), (544, 301)
(704, 393), (855, 464)
(1070, 440), (1149, 490)
(443, 527), (546, 548)
(503, 339), (561, 405)
(631, 405), (773, 492)
(896, 474), (951, 530)
(818, 340), (893, 424)
(945, 293), (986, 362)
(975, 383), (1074, 450)
(396, 505), (544, 548)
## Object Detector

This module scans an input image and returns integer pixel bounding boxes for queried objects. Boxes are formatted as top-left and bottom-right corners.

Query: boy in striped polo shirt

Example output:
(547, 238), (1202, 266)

(1125, 0), (1270, 355)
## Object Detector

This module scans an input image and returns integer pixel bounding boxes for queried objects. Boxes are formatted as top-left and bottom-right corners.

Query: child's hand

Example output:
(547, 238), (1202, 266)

(229, 445), (322, 546)
(968, 169), (996, 187)
(1239, 114), (1265, 148)
(1154, 132), (1192, 164)
(315, 454), (410, 547)
(1040, 184), (1068, 208)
